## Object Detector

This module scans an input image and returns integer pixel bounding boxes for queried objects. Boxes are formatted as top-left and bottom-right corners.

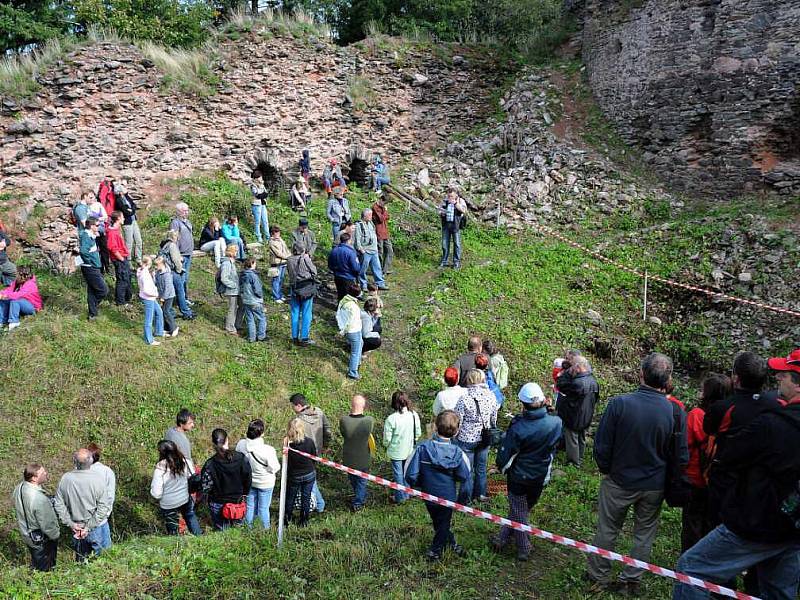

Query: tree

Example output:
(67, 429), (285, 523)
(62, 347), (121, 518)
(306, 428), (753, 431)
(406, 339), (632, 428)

(0, 1), (68, 53)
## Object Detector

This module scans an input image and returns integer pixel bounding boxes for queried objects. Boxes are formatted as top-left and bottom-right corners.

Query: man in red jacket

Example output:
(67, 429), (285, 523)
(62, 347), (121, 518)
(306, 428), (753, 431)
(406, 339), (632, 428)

(371, 194), (393, 276)
(106, 211), (132, 306)
(96, 176), (116, 218)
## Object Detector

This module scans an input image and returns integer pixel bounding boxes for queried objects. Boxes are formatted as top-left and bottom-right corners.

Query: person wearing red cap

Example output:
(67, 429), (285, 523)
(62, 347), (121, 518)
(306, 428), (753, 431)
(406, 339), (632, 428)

(768, 349), (800, 406)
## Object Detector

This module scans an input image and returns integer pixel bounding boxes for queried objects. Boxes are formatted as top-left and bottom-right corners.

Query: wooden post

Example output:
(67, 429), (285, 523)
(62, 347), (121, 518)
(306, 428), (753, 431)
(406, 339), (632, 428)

(277, 441), (289, 547)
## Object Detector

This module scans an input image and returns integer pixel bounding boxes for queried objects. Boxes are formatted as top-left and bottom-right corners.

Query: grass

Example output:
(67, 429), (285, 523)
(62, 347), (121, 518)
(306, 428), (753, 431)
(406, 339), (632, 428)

(347, 75), (378, 113)
(139, 42), (221, 97)
(0, 38), (75, 100)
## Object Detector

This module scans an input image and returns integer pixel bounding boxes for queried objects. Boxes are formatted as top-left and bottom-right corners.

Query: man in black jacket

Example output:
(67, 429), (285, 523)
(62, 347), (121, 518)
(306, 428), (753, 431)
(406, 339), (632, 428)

(673, 400), (800, 599)
(556, 355), (599, 467)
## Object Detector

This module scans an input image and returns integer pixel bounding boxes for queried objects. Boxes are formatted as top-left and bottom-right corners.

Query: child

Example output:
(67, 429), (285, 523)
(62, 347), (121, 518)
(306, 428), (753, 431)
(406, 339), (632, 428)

(483, 340), (509, 390)
(137, 256), (164, 346)
(405, 410), (471, 561)
(154, 256), (178, 338)
(365, 283), (384, 320)
(239, 257), (267, 343)
(221, 216), (246, 260)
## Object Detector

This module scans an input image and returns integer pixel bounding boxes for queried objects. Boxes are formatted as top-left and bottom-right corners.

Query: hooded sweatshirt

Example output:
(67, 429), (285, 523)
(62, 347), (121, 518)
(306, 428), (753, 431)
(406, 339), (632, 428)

(297, 405), (332, 452)
(137, 267), (158, 301)
(201, 451), (252, 504)
(405, 435), (471, 502)
(235, 437), (281, 489)
(337, 294), (361, 334)
(1, 277), (43, 311)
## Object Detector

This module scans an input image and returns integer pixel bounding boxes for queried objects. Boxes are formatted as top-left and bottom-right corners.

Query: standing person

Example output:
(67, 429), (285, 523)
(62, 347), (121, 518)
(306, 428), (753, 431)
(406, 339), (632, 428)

(328, 233), (360, 301)
(432, 367), (467, 417)
(585, 353), (688, 596)
(114, 181), (142, 266)
(218, 244), (242, 336)
(160, 230), (194, 320)
(86, 443), (115, 526)
(453, 369), (498, 504)
(337, 281), (364, 380)
(154, 256), (179, 338)
(106, 211), (132, 307)
(72, 193), (90, 234)
(169, 202), (194, 302)
(249, 172), (269, 243)
(438, 187), (467, 269)
(165, 409), (196, 467)
(284, 418), (317, 527)
(0, 266), (42, 330)
(235, 419), (280, 529)
(291, 218), (317, 257)
(475, 353), (504, 407)
(201, 429), (252, 531)
(298, 150), (311, 186)
(371, 194), (393, 276)
(222, 216), (246, 261)
(150, 440), (202, 536)
(483, 340), (510, 391)
(95, 175), (116, 217)
(268, 226), (290, 303)
(452, 336), (482, 387)
(326, 186), (351, 244)
(491, 382), (562, 561)
(405, 410), (471, 561)
(87, 196), (110, 274)
(0, 220), (17, 286)
(289, 393), (331, 513)
(287, 241), (317, 346)
(137, 257), (165, 346)
(54, 448), (113, 561)
(78, 218), (108, 321)
(556, 355), (600, 468)
(340, 394), (375, 512)
(199, 217), (226, 268)
(681, 373), (732, 553)
(361, 298), (382, 353)
(239, 257), (268, 343)
(354, 208), (387, 291)
(383, 391), (422, 504)
(13, 463), (60, 571)
(336, 220), (355, 245)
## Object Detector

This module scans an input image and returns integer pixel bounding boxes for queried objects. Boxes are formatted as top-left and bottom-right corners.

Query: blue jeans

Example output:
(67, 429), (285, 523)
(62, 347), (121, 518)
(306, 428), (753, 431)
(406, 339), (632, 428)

(271, 264), (286, 300)
(358, 251), (385, 289)
(331, 223), (340, 245)
(246, 486), (274, 528)
(373, 175), (390, 191)
(349, 474), (368, 509)
(208, 501), (244, 531)
(181, 255), (191, 297)
(285, 472), (316, 526)
(312, 480), (325, 512)
(226, 237), (245, 260)
(441, 226), (462, 267)
(346, 331), (363, 378)
(290, 295), (313, 341)
(0, 298), (35, 324)
(141, 298), (164, 344)
(161, 498), (202, 535)
(673, 525), (800, 600)
(455, 439), (488, 503)
(391, 459), (409, 503)
(74, 521), (112, 561)
(172, 272), (193, 318)
(244, 303), (267, 341)
(251, 204), (269, 242)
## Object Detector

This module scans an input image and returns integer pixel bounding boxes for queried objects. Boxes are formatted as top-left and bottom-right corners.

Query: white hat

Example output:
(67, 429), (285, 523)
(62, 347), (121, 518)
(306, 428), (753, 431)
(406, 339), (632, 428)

(518, 382), (545, 405)
(553, 358), (564, 368)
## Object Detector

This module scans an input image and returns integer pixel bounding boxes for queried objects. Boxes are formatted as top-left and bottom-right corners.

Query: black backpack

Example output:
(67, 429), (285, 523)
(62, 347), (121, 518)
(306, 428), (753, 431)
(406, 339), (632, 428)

(157, 240), (176, 271)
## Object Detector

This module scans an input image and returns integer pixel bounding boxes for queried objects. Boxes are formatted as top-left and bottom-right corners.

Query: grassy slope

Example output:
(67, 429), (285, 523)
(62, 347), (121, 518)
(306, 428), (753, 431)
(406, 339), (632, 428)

(0, 172), (795, 598)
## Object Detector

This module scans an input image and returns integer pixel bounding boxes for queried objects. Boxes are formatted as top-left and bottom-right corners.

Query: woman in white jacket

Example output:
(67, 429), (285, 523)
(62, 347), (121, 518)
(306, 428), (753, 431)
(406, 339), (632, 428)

(235, 419), (281, 528)
(336, 281), (364, 380)
(150, 440), (202, 535)
(137, 256), (164, 345)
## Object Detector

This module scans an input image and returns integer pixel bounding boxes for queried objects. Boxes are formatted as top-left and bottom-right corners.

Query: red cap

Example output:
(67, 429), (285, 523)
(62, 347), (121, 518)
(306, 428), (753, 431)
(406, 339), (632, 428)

(767, 349), (800, 374)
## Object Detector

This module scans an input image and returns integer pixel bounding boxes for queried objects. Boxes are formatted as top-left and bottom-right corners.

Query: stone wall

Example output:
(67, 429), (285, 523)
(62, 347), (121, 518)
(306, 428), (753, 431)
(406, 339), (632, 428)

(579, 0), (800, 196)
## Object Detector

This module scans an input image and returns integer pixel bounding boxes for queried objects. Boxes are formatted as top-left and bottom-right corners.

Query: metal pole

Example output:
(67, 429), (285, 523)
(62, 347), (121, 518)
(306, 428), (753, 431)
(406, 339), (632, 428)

(277, 441), (289, 547)
(643, 270), (649, 322)
(496, 199), (501, 228)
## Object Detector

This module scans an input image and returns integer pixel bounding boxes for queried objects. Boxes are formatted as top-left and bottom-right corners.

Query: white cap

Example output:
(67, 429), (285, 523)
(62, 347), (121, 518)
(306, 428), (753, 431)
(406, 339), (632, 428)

(553, 358), (564, 368)
(518, 382), (545, 405)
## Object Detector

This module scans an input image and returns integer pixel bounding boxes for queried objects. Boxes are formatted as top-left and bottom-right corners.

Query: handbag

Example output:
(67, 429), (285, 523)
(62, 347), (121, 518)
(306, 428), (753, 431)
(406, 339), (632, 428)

(663, 402), (692, 508)
(293, 277), (319, 300)
(221, 501), (247, 521)
(473, 396), (502, 449)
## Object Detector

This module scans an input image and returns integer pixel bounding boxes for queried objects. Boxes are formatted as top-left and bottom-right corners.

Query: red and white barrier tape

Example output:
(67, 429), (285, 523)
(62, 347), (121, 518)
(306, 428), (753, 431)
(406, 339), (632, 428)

(533, 223), (800, 319)
(285, 446), (758, 599)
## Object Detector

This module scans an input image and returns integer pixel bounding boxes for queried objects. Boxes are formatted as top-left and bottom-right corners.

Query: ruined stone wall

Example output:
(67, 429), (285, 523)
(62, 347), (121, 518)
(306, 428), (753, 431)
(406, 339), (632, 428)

(580, 0), (800, 196)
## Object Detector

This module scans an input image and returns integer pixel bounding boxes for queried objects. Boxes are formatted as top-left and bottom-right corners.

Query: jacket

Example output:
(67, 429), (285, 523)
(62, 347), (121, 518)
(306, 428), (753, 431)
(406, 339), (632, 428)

(497, 408), (562, 484)
(299, 150), (311, 175)
(13, 481), (60, 547)
(170, 217), (194, 255)
(337, 294), (362, 334)
(360, 309), (380, 339)
(106, 225), (129, 260)
(383, 409), (422, 461)
(716, 405), (800, 542)
(150, 459), (192, 510)
(593, 385), (687, 491)
(154, 268), (175, 300)
(219, 257), (239, 296)
(291, 228), (317, 256)
(239, 269), (264, 306)
(486, 369), (505, 406)
(221, 222), (242, 242)
(328, 244), (360, 280)
(250, 183), (267, 206)
(79, 230), (101, 268)
(199, 224), (222, 246)
(490, 353), (509, 389)
(201, 451), (252, 504)
(354, 220), (378, 254)
(556, 371), (600, 432)
(371, 202), (390, 241)
(452, 351), (478, 387)
(287, 254), (317, 286)
(53, 468), (112, 530)
(326, 197), (351, 226)
(1, 277), (42, 311)
(454, 385), (498, 444)
(161, 241), (184, 274)
(340, 414), (375, 472)
(288, 437), (317, 478)
(268, 237), (291, 267)
(97, 181), (115, 217)
(137, 267), (158, 301)
(114, 194), (137, 225)
(405, 435), (471, 502)
(235, 437), (281, 489)
(438, 197), (467, 231)
(298, 405), (332, 452)
(685, 407), (708, 488)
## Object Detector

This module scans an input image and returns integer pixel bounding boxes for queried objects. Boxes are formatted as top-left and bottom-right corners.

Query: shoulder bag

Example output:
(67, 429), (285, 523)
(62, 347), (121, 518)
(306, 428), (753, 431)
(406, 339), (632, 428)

(18, 487), (45, 544)
(474, 396), (502, 449)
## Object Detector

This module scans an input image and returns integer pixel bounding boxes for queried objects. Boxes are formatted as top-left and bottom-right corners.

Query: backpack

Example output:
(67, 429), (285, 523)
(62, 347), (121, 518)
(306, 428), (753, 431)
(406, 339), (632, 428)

(701, 405), (735, 485)
(215, 265), (226, 295)
(157, 240), (176, 271)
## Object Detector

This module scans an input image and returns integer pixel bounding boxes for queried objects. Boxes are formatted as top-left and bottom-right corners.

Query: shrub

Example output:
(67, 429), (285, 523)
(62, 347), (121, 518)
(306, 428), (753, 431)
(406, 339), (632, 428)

(139, 41), (221, 97)
(0, 37), (73, 99)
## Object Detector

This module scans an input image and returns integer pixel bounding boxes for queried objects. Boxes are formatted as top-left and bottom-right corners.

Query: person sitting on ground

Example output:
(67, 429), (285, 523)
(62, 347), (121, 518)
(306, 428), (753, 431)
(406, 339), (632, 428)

(491, 382), (562, 561)
(354, 207), (388, 291)
(475, 352), (505, 407)
(218, 244), (243, 336)
(454, 369), (499, 505)
(239, 257), (267, 343)
(291, 217), (317, 257)
(160, 230), (194, 320)
(556, 355), (600, 468)
(289, 393), (331, 513)
(249, 172), (269, 244)
(154, 256), (179, 338)
(150, 439), (202, 536)
(137, 257), (165, 346)
(106, 211), (132, 307)
(383, 391), (422, 504)
(433, 366), (467, 417)
(340, 394), (375, 512)
(371, 155), (391, 192)
(453, 336), (482, 387)
(235, 419), (280, 529)
(365, 283), (384, 330)
(290, 177), (311, 212)
(113, 181), (142, 266)
(165, 409), (196, 467)
(299, 150), (311, 185)
(221, 216), (246, 260)
(483, 340), (509, 391)
(201, 428), (252, 531)
(284, 418), (317, 527)
(0, 266), (42, 330)
(199, 216), (226, 268)
(268, 226), (290, 304)
(361, 298), (382, 353)
(13, 463), (60, 571)
(0, 219), (18, 286)
(328, 233), (361, 301)
(406, 410), (471, 561)
(337, 281), (365, 380)
(79, 218), (108, 321)
(287, 240), (318, 347)
(326, 186), (352, 243)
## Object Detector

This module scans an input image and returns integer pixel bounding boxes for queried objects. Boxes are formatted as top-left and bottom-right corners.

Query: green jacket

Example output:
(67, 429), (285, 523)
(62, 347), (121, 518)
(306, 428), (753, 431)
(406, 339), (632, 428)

(13, 481), (60, 547)
(383, 409), (422, 461)
(79, 230), (101, 268)
(340, 414), (375, 472)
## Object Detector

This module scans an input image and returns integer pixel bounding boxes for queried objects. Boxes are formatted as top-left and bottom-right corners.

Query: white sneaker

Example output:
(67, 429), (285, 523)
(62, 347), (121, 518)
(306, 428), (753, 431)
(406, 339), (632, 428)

(275, 298), (285, 304)
(7, 322), (19, 331)
(171, 327), (180, 338)
(148, 340), (161, 346)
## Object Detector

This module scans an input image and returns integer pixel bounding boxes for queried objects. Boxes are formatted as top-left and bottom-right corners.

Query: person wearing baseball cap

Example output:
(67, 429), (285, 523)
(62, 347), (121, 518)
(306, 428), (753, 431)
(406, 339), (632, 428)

(490, 382), (562, 561)
(768, 349), (800, 406)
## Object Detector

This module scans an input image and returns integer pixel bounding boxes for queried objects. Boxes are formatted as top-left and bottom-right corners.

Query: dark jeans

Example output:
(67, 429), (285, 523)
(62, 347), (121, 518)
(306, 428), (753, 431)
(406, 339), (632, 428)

(334, 276), (354, 301)
(161, 498), (202, 536)
(162, 297), (177, 334)
(348, 473), (368, 509)
(681, 486), (711, 553)
(172, 271), (193, 318)
(285, 472), (316, 526)
(81, 265), (108, 317)
(455, 439), (489, 503)
(97, 233), (110, 273)
(426, 503), (456, 556)
(112, 259), (132, 304)
(363, 336), (382, 353)
(28, 539), (57, 571)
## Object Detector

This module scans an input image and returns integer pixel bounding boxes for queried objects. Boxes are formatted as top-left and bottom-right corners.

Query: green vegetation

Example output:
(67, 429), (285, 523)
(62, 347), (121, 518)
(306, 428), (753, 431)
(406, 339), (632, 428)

(139, 42), (221, 97)
(0, 37), (75, 99)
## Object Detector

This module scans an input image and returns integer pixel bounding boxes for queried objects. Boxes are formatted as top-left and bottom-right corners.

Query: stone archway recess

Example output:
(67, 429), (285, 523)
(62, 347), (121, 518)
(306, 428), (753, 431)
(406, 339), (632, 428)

(346, 143), (372, 189)
(244, 145), (286, 195)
